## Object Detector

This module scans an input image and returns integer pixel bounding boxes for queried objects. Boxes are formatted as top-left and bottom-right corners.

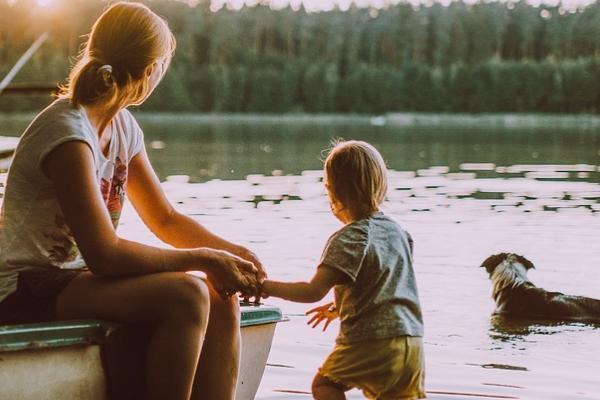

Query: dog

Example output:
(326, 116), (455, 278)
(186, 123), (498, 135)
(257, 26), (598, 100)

(481, 253), (600, 323)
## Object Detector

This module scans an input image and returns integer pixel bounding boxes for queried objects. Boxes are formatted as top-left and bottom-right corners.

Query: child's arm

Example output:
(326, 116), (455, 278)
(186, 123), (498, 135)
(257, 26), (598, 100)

(262, 265), (348, 303)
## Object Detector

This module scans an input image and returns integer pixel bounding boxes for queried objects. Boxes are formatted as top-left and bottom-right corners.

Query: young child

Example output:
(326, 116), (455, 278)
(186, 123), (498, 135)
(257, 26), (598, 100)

(261, 140), (426, 400)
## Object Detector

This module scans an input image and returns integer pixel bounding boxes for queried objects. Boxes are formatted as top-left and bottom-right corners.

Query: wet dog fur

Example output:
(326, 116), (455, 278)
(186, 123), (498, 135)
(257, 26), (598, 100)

(481, 253), (600, 322)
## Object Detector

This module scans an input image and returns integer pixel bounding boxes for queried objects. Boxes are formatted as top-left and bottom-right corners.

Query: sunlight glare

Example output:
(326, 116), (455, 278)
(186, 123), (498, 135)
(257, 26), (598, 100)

(37, 0), (53, 6)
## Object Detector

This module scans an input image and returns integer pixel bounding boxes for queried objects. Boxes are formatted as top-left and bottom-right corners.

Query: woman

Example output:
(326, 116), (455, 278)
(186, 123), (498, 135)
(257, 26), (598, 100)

(0, 3), (264, 400)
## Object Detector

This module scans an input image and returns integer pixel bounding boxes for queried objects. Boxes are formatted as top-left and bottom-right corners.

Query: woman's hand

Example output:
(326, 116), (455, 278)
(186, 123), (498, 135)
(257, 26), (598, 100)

(306, 302), (338, 331)
(204, 249), (260, 300)
(235, 246), (267, 281)
(234, 246), (267, 303)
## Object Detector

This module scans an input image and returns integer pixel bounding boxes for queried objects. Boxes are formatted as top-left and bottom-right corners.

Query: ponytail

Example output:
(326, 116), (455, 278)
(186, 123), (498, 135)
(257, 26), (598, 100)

(67, 60), (117, 107)
(58, 2), (175, 131)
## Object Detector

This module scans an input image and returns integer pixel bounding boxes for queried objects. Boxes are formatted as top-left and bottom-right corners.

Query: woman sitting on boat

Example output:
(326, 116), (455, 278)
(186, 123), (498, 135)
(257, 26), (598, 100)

(0, 3), (264, 400)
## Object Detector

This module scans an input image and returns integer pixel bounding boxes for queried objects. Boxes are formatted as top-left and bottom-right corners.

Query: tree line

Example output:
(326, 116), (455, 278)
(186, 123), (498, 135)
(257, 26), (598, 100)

(1, 0), (599, 113)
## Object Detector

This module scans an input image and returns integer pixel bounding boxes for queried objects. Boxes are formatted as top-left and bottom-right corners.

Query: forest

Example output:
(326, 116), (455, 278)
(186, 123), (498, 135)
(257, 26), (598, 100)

(0, 0), (599, 113)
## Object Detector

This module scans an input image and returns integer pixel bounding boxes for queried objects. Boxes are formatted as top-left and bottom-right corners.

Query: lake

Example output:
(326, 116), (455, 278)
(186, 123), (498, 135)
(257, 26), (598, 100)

(1, 113), (600, 399)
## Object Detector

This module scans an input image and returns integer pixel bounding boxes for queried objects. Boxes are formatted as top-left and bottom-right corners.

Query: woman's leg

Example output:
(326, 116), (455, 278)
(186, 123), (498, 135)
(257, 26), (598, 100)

(191, 283), (241, 400)
(312, 373), (349, 400)
(56, 271), (210, 400)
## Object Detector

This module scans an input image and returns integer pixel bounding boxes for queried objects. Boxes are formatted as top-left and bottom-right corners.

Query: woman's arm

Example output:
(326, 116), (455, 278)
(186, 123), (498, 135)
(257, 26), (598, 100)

(127, 149), (266, 278)
(43, 141), (257, 296)
(262, 265), (347, 303)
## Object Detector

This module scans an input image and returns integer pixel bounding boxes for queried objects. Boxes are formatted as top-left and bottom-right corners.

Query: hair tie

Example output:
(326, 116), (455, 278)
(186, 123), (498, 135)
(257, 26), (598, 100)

(98, 64), (114, 87)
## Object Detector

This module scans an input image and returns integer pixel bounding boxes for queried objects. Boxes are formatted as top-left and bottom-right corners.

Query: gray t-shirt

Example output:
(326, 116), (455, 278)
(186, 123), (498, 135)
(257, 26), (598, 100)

(320, 212), (424, 344)
(0, 99), (144, 303)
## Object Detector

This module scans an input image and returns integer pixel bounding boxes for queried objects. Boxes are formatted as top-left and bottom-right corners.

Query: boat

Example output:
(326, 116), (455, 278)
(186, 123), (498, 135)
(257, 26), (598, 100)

(0, 302), (284, 400)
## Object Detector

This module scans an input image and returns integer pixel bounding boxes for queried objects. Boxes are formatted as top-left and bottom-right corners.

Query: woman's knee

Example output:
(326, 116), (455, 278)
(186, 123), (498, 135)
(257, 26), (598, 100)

(209, 288), (240, 328)
(160, 274), (210, 325)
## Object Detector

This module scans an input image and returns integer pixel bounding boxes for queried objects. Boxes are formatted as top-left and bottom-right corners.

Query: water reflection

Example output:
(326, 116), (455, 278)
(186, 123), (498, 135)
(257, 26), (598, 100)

(134, 117), (600, 183)
(489, 314), (600, 338)
(2, 117), (600, 399)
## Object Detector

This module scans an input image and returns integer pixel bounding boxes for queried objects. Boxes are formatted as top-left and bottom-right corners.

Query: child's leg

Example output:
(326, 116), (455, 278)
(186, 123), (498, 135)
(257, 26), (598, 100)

(56, 271), (213, 400)
(191, 283), (241, 400)
(312, 373), (351, 400)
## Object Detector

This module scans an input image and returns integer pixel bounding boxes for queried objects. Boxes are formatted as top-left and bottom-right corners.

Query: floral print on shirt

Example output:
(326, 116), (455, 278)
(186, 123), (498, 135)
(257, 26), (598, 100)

(100, 156), (127, 229)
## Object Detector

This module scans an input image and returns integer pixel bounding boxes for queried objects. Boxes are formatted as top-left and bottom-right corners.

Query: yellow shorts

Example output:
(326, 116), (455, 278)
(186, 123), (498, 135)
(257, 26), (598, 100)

(319, 336), (426, 400)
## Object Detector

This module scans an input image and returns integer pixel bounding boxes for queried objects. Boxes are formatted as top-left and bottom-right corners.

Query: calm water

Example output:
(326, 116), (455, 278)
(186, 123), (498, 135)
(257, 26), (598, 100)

(2, 115), (600, 399)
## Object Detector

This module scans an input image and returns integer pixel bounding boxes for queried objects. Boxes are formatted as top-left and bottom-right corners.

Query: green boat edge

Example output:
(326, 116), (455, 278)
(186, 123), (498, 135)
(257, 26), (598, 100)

(0, 303), (284, 352)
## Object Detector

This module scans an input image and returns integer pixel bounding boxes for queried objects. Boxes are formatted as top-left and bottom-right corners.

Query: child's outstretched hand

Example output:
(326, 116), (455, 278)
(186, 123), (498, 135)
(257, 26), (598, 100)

(242, 276), (266, 304)
(306, 302), (338, 331)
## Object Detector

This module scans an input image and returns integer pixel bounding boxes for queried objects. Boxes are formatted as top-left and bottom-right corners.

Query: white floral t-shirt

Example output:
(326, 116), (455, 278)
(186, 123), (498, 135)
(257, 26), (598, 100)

(0, 99), (144, 302)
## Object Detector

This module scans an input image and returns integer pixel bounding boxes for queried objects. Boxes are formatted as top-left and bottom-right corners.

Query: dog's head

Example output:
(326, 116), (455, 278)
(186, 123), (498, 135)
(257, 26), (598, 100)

(480, 253), (535, 277)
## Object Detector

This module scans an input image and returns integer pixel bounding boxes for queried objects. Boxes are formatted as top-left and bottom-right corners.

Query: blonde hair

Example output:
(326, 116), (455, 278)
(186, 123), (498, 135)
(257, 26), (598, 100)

(324, 140), (388, 220)
(58, 2), (175, 132)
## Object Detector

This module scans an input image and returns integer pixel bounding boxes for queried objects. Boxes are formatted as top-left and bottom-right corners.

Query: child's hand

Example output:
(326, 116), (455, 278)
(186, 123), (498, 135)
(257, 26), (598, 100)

(306, 302), (338, 331)
(242, 277), (266, 304)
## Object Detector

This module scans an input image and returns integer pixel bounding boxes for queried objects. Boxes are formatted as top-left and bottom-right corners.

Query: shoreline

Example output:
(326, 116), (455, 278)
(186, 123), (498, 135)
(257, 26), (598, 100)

(136, 112), (600, 129)
(1, 112), (600, 133)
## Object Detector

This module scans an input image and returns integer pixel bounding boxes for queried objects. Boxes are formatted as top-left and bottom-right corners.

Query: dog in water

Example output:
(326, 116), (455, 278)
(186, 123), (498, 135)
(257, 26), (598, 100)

(481, 253), (600, 322)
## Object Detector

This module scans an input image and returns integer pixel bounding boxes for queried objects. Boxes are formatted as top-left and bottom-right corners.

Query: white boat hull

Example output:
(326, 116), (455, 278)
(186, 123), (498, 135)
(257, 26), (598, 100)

(0, 345), (107, 400)
(238, 322), (278, 400)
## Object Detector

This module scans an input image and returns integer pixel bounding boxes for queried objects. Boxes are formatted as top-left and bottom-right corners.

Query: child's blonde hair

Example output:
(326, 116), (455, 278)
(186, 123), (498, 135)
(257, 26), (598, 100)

(58, 2), (175, 131)
(324, 140), (388, 220)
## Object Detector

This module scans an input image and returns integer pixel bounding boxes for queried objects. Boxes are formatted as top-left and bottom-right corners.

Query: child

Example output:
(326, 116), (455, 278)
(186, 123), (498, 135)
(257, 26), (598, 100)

(261, 140), (426, 400)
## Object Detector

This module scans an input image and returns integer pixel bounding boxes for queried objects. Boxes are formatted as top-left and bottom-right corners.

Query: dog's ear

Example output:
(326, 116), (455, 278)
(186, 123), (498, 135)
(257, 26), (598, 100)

(515, 254), (535, 270)
(480, 253), (509, 275)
